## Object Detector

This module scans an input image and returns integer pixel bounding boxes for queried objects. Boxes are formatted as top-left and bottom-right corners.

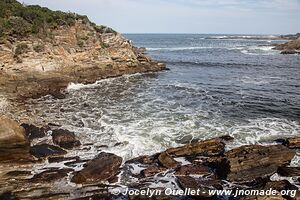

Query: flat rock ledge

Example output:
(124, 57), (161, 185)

(0, 118), (299, 199)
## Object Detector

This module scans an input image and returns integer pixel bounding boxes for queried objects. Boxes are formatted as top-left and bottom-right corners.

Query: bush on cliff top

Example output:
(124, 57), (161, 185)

(0, 0), (116, 39)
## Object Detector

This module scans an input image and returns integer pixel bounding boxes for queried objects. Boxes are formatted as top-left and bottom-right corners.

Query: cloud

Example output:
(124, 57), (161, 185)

(19, 0), (300, 34)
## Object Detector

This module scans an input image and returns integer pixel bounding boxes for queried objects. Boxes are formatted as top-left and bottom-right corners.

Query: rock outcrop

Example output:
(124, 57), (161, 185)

(273, 37), (300, 54)
(71, 152), (122, 184)
(0, 117), (32, 162)
(0, 1), (166, 100)
(52, 129), (81, 149)
(215, 145), (295, 182)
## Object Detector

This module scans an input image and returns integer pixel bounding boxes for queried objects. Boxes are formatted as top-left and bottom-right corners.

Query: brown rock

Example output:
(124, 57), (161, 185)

(175, 164), (212, 176)
(30, 143), (67, 158)
(71, 152), (122, 184)
(176, 176), (212, 199)
(166, 138), (225, 157)
(0, 117), (33, 162)
(158, 152), (180, 169)
(277, 166), (300, 177)
(30, 168), (74, 182)
(125, 154), (158, 165)
(141, 166), (168, 177)
(286, 137), (300, 149)
(52, 129), (81, 149)
(264, 180), (298, 191)
(216, 145), (296, 182)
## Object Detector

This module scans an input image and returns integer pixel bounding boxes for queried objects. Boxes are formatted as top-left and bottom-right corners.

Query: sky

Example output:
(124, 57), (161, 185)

(19, 0), (300, 34)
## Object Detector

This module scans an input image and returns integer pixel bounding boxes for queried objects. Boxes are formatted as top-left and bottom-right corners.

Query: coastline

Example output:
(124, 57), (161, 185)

(0, 118), (299, 199)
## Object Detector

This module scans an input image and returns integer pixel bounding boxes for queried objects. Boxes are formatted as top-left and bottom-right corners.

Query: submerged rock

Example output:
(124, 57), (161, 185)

(30, 143), (67, 158)
(52, 129), (81, 149)
(0, 117), (33, 162)
(71, 152), (122, 184)
(215, 145), (295, 182)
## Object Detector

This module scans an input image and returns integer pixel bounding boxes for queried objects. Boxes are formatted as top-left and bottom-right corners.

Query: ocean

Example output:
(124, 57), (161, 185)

(22, 34), (300, 160)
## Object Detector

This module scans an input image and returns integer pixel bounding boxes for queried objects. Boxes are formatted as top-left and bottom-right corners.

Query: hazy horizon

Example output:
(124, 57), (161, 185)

(19, 0), (300, 35)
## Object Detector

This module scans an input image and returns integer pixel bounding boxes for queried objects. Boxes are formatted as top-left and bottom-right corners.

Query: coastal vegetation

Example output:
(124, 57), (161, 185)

(0, 0), (116, 40)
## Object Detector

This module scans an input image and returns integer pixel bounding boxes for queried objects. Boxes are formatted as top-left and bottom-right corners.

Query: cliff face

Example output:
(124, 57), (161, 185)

(0, 1), (165, 99)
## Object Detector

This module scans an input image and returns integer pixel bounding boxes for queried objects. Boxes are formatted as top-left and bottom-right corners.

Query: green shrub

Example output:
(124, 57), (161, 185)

(14, 43), (29, 56)
(77, 40), (84, 47)
(33, 43), (45, 52)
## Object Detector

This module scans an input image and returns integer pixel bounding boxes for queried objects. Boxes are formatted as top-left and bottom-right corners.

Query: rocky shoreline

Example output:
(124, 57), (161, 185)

(0, 117), (299, 199)
(273, 37), (300, 55)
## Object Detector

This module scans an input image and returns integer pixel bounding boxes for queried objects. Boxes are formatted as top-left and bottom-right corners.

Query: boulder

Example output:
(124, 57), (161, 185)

(0, 117), (33, 162)
(52, 129), (81, 149)
(165, 138), (225, 157)
(21, 123), (48, 140)
(158, 152), (180, 169)
(71, 152), (122, 184)
(30, 143), (67, 158)
(215, 145), (295, 182)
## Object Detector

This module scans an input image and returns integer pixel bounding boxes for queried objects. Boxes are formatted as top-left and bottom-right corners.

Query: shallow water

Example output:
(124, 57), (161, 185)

(21, 34), (300, 160)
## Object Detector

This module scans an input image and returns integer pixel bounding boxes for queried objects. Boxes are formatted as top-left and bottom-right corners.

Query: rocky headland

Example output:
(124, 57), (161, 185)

(273, 37), (300, 54)
(0, 0), (165, 101)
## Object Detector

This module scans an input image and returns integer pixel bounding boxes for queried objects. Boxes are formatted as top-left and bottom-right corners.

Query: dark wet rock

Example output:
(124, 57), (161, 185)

(215, 145), (295, 182)
(30, 168), (74, 182)
(0, 191), (19, 200)
(218, 135), (234, 142)
(158, 152), (180, 169)
(175, 164), (212, 176)
(277, 166), (300, 177)
(281, 50), (300, 54)
(71, 152), (122, 184)
(5, 170), (32, 177)
(48, 156), (80, 163)
(166, 138), (225, 157)
(48, 122), (61, 127)
(141, 166), (168, 177)
(52, 129), (81, 149)
(30, 143), (67, 158)
(20, 123), (48, 140)
(0, 117), (33, 162)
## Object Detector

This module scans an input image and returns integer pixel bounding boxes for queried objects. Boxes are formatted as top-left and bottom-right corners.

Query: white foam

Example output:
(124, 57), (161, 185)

(0, 97), (9, 115)
(240, 45), (279, 55)
(147, 46), (214, 51)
